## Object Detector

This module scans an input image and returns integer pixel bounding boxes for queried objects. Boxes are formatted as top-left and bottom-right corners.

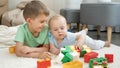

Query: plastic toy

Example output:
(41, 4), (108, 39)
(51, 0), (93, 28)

(80, 49), (87, 57)
(84, 52), (98, 63)
(60, 46), (80, 63)
(105, 54), (114, 63)
(9, 45), (16, 54)
(89, 57), (108, 68)
(63, 60), (83, 68)
(37, 58), (51, 68)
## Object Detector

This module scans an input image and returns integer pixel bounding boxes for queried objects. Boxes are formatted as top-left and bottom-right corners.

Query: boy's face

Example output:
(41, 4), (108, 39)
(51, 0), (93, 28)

(28, 14), (48, 33)
(50, 17), (67, 40)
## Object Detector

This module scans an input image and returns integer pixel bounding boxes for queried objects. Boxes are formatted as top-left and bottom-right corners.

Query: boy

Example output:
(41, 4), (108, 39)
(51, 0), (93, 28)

(49, 15), (110, 55)
(14, 1), (51, 59)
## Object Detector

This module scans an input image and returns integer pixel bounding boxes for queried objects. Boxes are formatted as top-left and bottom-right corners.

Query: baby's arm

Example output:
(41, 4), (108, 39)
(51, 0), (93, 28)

(75, 34), (85, 50)
(49, 43), (60, 55)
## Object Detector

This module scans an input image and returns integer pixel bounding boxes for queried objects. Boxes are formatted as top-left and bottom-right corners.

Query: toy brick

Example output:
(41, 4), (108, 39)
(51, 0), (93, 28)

(64, 46), (72, 52)
(70, 52), (79, 60)
(9, 45), (16, 54)
(83, 45), (92, 52)
(105, 54), (114, 63)
(84, 52), (98, 63)
(61, 53), (73, 63)
(37, 58), (51, 68)
(80, 49), (87, 57)
(63, 60), (83, 68)
(89, 57), (108, 68)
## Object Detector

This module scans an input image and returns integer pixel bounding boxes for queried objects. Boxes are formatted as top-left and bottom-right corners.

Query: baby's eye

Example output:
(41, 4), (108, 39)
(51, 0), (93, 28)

(61, 27), (64, 30)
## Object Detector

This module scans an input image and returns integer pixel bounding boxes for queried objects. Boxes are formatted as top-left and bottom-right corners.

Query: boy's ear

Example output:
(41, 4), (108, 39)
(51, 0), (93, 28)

(26, 18), (31, 24)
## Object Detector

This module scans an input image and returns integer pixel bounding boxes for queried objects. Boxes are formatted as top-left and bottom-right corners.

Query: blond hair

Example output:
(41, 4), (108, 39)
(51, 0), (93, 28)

(48, 15), (67, 29)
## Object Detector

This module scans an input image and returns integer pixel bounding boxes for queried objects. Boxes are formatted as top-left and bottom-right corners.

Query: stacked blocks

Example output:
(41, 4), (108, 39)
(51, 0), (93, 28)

(80, 45), (92, 57)
(105, 54), (114, 63)
(84, 52), (98, 63)
(63, 60), (83, 68)
(9, 45), (16, 54)
(37, 58), (51, 68)
(89, 57), (108, 68)
(61, 46), (73, 63)
(61, 52), (73, 63)
(61, 46), (80, 63)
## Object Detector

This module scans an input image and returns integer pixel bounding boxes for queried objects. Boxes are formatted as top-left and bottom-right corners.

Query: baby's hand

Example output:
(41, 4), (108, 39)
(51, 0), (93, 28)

(40, 52), (52, 59)
(75, 41), (84, 50)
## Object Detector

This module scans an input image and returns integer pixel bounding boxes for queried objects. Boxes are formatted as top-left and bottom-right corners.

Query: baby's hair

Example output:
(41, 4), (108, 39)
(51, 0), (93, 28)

(48, 14), (67, 29)
(23, 0), (49, 20)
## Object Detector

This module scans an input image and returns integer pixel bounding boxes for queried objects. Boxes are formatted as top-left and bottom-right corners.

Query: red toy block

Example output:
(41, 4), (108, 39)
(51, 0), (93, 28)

(84, 52), (98, 63)
(37, 58), (51, 68)
(105, 54), (114, 63)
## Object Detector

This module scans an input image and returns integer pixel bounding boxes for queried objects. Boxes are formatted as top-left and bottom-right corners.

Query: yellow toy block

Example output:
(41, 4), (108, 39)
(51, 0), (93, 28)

(63, 60), (83, 68)
(9, 45), (16, 54)
(83, 45), (92, 52)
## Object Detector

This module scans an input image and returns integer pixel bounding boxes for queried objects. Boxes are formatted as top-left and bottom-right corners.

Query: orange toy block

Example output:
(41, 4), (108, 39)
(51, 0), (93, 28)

(9, 45), (16, 54)
(37, 58), (51, 68)
(63, 60), (83, 68)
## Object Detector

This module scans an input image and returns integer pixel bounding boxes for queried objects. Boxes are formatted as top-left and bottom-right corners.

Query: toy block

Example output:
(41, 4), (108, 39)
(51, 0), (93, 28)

(63, 60), (83, 68)
(9, 45), (16, 54)
(64, 46), (72, 52)
(54, 52), (64, 64)
(80, 49), (87, 57)
(105, 54), (114, 63)
(70, 52), (79, 60)
(83, 45), (92, 53)
(84, 52), (98, 63)
(89, 57), (108, 68)
(61, 53), (73, 63)
(37, 58), (51, 68)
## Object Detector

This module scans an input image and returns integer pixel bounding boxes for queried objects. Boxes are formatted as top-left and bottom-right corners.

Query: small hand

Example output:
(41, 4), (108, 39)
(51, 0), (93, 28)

(75, 41), (83, 50)
(40, 52), (52, 59)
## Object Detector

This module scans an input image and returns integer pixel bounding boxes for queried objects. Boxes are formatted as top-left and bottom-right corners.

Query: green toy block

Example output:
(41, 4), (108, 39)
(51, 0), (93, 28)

(89, 57), (108, 68)
(61, 53), (73, 63)
(80, 49), (87, 57)
(64, 46), (72, 52)
(61, 50), (68, 55)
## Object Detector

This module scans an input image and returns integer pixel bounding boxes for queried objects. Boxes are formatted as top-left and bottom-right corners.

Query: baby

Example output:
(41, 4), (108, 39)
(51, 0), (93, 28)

(48, 15), (110, 55)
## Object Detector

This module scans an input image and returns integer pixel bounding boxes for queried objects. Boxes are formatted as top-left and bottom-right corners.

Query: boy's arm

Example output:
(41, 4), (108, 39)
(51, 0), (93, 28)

(49, 43), (60, 55)
(75, 34), (85, 49)
(15, 42), (32, 56)
(30, 44), (49, 53)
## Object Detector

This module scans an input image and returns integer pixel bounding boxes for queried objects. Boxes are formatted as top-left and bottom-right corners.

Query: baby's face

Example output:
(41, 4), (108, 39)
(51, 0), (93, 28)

(50, 17), (67, 40)
(28, 14), (48, 33)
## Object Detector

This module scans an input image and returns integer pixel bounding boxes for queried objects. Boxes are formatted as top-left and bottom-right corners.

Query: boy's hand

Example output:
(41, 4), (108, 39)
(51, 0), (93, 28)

(40, 52), (52, 59)
(21, 46), (32, 54)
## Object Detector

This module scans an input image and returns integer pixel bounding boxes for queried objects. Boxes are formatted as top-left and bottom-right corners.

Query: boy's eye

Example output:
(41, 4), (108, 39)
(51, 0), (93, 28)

(40, 20), (46, 23)
(54, 29), (58, 31)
